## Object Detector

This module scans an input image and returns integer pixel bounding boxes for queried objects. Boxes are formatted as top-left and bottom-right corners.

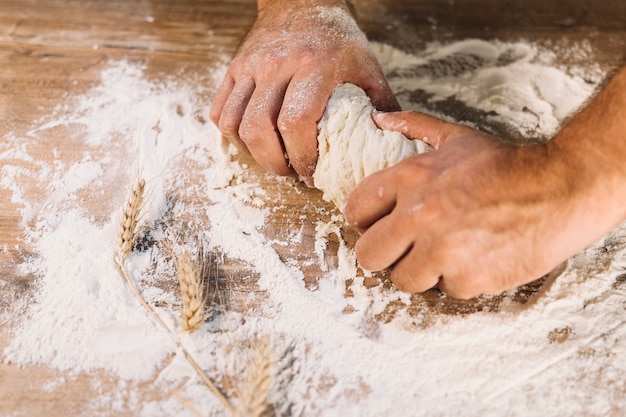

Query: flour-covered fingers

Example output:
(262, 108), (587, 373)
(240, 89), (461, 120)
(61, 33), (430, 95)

(239, 82), (294, 176)
(343, 168), (400, 233)
(277, 74), (330, 182)
(353, 210), (415, 272)
(209, 74), (234, 126)
(372, 111), (459, 149)
(213, 77), (256, 153)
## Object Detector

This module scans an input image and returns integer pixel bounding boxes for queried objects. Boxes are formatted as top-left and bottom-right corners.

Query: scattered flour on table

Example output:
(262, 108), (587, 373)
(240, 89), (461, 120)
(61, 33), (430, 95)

(1, 39), (625, 417)
(371, 39), (601, 138)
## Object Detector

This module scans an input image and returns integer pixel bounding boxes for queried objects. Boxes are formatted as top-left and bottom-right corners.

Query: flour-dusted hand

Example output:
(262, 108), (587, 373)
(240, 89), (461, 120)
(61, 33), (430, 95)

(209, 0), (399, 185)
(344, 116), (563, 298)
(344, 67), (626, 298)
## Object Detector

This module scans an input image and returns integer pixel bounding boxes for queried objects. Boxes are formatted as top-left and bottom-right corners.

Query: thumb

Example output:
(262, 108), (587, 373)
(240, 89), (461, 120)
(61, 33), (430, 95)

(372, 111), (458, 149)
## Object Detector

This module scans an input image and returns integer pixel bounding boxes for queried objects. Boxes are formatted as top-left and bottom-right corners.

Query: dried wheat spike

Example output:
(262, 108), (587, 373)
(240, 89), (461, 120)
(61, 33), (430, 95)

(236, 336), (275, 417)
(176, 250), (206, 333)
(117, 178), (145, 258)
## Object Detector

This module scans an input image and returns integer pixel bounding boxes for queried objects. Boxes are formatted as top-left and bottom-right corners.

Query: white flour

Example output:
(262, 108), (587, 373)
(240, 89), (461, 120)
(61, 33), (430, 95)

(371, 39), (600, 139)
(1, 40), (625, 417)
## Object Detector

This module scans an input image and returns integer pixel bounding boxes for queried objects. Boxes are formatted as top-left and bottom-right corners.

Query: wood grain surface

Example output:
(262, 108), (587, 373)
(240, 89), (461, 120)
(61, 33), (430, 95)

(0, 0), (624, 415)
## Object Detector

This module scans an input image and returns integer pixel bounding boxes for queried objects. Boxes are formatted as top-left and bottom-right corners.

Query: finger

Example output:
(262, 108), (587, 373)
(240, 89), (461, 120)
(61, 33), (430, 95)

(209, 74), (234, 126)
(277, 73), (329, 181)
(388, 246), (441, 293)
(372, 111), (458, 149)
(343, 167), (399, 233)
(362, 78), (401, 113)
(352, 51), (401, 112)
(354, 209), (415, 271)
(437, 264), (511, 299)
(437, 275), (481, 300)
(216, 77), (256, 153)
(240, 83), (295, 177)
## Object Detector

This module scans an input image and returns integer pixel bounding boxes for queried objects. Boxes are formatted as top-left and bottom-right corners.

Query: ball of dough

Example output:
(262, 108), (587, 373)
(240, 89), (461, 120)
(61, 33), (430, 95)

(313, 83), (429, 209)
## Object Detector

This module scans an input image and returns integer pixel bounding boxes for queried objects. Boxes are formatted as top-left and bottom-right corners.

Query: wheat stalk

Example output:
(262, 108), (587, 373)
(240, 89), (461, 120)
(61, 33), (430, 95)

(117, 178), (145, 258)
(236, 336), (276, 417)
(113, 180), (234, 415)
(114, 258), (235, 414)
(173, 390), (204, 417)
(175, 250), (207, 333)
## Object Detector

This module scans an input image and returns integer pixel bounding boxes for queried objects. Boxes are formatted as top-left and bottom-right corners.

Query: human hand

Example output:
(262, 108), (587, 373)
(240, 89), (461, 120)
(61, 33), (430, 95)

(343, 111), (602, 299)
(210, 0), (399, 185)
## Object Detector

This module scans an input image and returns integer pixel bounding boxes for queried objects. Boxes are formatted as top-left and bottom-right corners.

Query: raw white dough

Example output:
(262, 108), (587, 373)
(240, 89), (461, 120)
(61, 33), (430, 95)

(314, 83), (429, 209)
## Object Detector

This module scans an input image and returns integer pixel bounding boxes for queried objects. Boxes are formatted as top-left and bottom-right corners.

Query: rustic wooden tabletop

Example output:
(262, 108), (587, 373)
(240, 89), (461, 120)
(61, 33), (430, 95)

(0, 0), (624, 415)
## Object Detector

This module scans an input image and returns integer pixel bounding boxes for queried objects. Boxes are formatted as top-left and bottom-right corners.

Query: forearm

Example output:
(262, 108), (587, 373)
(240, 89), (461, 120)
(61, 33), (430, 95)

(542, 67), (626, 253)
(548, 66), (626, 236)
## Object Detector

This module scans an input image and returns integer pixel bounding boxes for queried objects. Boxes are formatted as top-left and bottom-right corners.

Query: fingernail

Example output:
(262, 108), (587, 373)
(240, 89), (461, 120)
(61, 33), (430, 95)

(300, 176), (315, 188)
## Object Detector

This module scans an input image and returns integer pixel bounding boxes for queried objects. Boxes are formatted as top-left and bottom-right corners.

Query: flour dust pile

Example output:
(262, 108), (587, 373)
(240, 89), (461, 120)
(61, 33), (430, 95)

(1, 40), (625, 417)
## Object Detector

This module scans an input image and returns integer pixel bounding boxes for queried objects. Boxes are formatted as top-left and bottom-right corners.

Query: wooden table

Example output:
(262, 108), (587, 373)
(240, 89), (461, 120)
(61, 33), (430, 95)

(1, 0), (625, 415)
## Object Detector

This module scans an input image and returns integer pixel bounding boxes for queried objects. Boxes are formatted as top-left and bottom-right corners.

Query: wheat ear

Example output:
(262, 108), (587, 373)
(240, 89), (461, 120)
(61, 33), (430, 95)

(114, 258), (235, 415)
(175, 250), (207, 333)
(236, 336), (275, 417)
(114, 181), (234, 414)
(117, 178), (145, 258)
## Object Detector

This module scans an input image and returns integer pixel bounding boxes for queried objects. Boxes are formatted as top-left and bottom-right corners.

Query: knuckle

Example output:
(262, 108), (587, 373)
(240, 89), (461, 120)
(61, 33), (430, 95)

(208, 106), (220, 126)
(278, 99), (319, 135)
(277, 113), (301, 135)
(241, 136), (290, 177)
(402, 199), (442, 231)
(240, 115), (275, 144)
(445, 288), (475, 300)
(297, 49), (322, 68)
(441, 273), (488, 300)
(217, 111), (241, 139)
(392, 279), (413, 293)
(390, 268), (431, 294)
(218, 119), (240, 140)
(238, 121), (261, 146)
(394, 161), (431, 193)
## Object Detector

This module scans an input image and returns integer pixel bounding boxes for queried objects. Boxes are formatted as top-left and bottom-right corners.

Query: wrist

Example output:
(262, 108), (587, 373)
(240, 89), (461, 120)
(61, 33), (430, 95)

(257, 0), (356, 16)
(544, 67), (626, 239)
(252, 0), (365, 47)
(553, 69), (626, 194)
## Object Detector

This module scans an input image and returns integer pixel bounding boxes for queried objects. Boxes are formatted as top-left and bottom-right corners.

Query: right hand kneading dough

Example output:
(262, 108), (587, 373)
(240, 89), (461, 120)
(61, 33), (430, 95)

(313, 83), (429, 210)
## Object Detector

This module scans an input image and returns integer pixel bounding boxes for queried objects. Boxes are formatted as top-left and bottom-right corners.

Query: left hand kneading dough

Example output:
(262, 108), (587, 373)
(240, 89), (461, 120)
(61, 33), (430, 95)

(313, 83), (429, 210)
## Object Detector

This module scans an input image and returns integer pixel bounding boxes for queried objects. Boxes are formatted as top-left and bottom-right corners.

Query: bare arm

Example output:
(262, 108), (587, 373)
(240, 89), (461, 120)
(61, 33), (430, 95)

(343, 66), (626, 299)
(210, 0), (398, 185)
